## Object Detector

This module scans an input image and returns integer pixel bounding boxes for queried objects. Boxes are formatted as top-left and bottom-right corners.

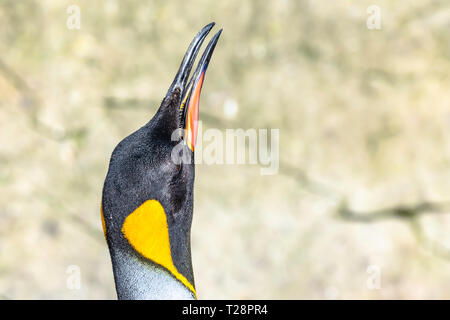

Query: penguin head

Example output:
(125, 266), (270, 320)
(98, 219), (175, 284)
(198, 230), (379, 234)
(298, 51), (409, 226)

(101, 23), (221, 298)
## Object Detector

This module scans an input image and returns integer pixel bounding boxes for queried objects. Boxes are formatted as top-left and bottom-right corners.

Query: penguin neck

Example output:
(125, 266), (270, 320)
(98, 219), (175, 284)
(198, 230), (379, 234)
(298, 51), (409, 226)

(111, 248), (195, 300)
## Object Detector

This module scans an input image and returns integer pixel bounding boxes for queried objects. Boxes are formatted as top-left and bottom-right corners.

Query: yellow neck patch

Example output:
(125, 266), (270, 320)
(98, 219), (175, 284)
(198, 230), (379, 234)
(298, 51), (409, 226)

(121, 200), (196, 297)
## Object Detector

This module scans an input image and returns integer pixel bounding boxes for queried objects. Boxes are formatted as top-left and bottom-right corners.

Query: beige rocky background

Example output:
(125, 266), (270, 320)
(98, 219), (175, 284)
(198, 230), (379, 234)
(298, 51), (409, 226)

(0, 0), (450, 299)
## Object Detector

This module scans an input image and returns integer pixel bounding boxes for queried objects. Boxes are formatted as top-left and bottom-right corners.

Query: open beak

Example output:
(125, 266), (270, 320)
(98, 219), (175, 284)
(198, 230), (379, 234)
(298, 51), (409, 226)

(167, 22), (222, 152)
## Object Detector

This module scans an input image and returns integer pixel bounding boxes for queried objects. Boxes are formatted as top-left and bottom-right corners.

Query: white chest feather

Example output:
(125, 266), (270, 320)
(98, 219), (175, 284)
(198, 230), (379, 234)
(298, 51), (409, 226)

(112, 249), (195, 300)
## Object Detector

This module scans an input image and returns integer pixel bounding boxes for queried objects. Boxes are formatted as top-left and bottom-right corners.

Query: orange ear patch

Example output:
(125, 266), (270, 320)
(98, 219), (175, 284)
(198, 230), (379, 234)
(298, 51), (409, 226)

(121, 200), (196, 297)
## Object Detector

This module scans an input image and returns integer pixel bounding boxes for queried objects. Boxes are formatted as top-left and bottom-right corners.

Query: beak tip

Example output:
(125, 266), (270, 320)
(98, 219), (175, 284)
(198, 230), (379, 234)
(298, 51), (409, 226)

(212, 29), (223, 44)
(202, 22), (215, 34)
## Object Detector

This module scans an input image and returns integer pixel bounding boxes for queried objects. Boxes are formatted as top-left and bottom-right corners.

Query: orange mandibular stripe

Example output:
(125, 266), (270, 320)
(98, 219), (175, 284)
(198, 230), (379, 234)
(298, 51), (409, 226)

(121, 200), (196, 297)
(186, 71), (205, 151)
(100, 205), (107, 238)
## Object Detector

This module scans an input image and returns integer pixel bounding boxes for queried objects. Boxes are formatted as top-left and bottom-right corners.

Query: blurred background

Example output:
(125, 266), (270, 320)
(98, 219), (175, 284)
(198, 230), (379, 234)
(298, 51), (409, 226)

(1, 0), (450, 299)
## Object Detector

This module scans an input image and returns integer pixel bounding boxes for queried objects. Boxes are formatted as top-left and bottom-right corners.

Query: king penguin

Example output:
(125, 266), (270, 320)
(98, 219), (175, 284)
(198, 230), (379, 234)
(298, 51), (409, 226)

(101, 23), (222, 300)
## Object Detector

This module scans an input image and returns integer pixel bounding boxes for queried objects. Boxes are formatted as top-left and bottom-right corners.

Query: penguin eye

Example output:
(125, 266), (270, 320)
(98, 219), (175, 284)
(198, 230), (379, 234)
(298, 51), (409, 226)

(166, 160), (183, 179)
